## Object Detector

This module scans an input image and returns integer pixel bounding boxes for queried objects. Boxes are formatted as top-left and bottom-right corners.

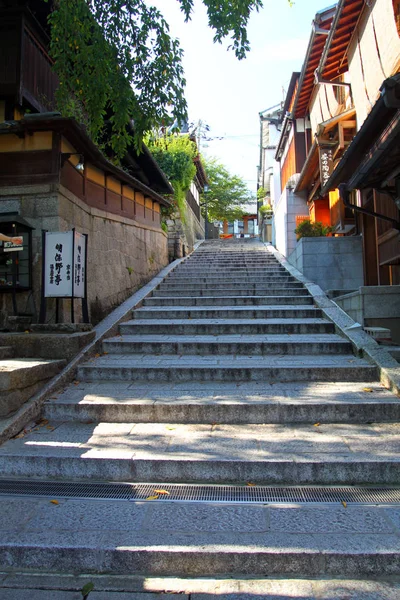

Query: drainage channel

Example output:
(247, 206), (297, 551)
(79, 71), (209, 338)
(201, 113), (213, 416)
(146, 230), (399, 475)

(0, 480), (400, 504)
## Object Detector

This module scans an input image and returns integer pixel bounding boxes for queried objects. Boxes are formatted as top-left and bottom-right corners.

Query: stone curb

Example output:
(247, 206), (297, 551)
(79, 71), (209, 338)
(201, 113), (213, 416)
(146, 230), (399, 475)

(266, 243), (400, 396)
(0, 249), (199, 445)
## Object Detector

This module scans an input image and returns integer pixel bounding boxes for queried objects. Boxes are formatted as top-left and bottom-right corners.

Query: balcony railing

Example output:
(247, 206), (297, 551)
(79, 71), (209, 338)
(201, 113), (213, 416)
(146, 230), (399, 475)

(21, 25), (58, 112)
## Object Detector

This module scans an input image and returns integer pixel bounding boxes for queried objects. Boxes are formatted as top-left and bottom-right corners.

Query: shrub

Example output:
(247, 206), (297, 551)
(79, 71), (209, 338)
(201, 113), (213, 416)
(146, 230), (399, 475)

(294, 219), (332, 239)
(259, 204), (273, 217)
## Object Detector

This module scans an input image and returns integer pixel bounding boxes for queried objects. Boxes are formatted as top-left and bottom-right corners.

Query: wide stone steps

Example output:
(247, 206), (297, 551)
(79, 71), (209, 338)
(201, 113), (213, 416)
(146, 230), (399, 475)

(0, 420), (396, 484)
(120, 318), (335, 335)
(166, 274), (298, 283)
(77, 354), (377, 383)
(143, 295), (314, 306)
(171, 266), (288, 273)
(44, 381), (400, 424)
(2, 573), (400, 598)
(2, 240), (397, 585)
(103, 333), (352, 355)
(153, 288), (313, 298)
(157, 279), (308, 296)
(1, 497), (400, 580)
(133, 306), (323, 319)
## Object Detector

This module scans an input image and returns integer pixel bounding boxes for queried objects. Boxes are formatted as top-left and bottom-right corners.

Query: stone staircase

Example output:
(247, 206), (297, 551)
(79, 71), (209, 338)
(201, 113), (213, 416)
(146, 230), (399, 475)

(0, 239), (399, 591)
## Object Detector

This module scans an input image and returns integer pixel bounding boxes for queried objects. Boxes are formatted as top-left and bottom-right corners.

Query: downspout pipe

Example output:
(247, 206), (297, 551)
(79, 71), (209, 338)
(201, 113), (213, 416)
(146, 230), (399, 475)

(338, 183), (400, 230)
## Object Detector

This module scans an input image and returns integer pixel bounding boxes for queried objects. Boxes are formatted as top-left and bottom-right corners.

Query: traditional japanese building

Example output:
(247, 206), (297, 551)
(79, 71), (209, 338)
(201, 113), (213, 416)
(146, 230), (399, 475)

(0, 0), (172, 326)
(271, 0), (400, 340)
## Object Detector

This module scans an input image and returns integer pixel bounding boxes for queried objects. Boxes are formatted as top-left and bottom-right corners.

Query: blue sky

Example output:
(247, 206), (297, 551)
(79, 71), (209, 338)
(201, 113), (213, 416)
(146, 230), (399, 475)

(149, 0), (332, 195)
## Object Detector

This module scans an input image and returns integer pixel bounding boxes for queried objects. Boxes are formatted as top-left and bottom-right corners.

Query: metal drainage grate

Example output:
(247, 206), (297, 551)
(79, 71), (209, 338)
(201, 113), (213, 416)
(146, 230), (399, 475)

(0, 480), (400, 504)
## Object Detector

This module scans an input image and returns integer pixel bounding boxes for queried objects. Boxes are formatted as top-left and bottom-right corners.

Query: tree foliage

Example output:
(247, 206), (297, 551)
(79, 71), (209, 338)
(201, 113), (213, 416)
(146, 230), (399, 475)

(146, 133), (197, 221)
(44, 0), (264, 161)
(202, 158), (254, 222)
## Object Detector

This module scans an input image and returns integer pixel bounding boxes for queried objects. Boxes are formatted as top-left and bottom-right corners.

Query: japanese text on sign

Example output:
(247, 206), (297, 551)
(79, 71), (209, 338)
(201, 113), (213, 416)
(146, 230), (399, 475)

(44, 231), (86, 298)
(319, 147), (333, 188)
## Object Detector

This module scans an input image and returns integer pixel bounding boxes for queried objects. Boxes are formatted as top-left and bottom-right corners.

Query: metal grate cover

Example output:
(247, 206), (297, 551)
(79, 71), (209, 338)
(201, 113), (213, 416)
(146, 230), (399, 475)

(0, 480), (400, 504)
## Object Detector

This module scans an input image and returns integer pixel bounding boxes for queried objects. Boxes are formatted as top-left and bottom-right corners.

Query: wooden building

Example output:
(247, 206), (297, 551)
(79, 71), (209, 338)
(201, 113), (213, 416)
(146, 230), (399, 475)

(272, 0), (400, 289)
(0, 0), (173, 325)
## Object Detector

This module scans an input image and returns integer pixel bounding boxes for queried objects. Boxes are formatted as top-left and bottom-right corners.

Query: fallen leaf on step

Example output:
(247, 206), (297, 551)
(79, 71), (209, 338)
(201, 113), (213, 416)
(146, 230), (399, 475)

(363, 388), (373, 393)
(146, 495), (159, 501)
(314, 423), (320, 427)
(166, 426), (176, 430)
(94, 353), (101, 358)
(74, 381), (80, 385)
(211, 422), (219, 431)
(37, 419), (49, 425)
(24, 330), (30, 334)
(50, 499), (59, 505)
(247, 482), (256, 487)
(103, 352), (108, 355)
(341, 501), (347, 508)
(154, 489), (170, 495)
(46, 426), (54, 430)
(81, 582), (94, 598)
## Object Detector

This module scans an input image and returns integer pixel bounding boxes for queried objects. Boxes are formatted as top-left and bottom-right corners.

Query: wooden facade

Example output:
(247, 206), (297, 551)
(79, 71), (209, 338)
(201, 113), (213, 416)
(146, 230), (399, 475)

(0, 121), (169, 228)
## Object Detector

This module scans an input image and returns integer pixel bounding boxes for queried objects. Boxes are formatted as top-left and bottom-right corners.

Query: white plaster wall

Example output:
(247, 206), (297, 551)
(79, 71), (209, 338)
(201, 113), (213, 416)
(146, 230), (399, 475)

(190, 182), (200, 204)
(274, 187), (308, 258)
(274, 187), (288, 257)
(348, 0), (400, 128)
(286, 189), (309, 257)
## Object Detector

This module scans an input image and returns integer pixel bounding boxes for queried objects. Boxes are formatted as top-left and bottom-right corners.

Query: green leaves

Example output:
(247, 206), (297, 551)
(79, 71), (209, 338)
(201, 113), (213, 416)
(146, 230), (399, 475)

(146, 133), (197, 221)
(177, 0), (264, 60)
(45, 0), (265, 161)
(48, 0), (188, 160)
(201, 158), (254, 222)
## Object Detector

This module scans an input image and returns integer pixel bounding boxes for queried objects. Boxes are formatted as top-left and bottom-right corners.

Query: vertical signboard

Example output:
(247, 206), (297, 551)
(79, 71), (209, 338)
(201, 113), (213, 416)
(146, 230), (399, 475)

(319, 146), (334, 190)
(73, 231), (86, 299)
(44, 232), (73, 298)
(41, 230), (89, 323)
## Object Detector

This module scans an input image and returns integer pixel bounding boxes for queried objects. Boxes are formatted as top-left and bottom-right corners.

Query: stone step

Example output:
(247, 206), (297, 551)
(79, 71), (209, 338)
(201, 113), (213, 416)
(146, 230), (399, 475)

(172, 267), (287, 273)
(44, 381), (400, 424)
(103, 334), (351, 356)
(166, 276), (299, 284)
(143, 296), (315, 306)
(119, 318), (334, 335)
(153, 288), (311, 297)
(77, 354), (376, 383)
(2, 574), (400, 599)
(0, 497), (400, 579)
(159, 280), (302, 290)
(0, 346), (13, 360)
(168, 268), (291, 274)
(0, 420), (395, 483)
(133, 306), (323, 319)
(0, 358), (66, 418)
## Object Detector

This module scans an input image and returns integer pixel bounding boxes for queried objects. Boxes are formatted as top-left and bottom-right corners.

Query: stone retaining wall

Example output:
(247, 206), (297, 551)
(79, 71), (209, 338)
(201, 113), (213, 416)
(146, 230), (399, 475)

(0, 183), (168, 325)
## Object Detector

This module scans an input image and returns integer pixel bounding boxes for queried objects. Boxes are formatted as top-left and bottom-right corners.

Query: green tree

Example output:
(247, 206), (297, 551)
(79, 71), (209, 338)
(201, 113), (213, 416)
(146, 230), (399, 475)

(146, 133), (197, 221)
(202, 158), (254, 222)
(44, 0), (264, 161)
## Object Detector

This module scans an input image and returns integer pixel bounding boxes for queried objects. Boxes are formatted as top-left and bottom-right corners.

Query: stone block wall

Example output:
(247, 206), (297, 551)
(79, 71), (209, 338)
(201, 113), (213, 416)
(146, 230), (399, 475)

(167, 202), (205, 260)
(0, 183), (168, 326)
(335, 285), (400, 343)
(288, 236), (364, 292)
